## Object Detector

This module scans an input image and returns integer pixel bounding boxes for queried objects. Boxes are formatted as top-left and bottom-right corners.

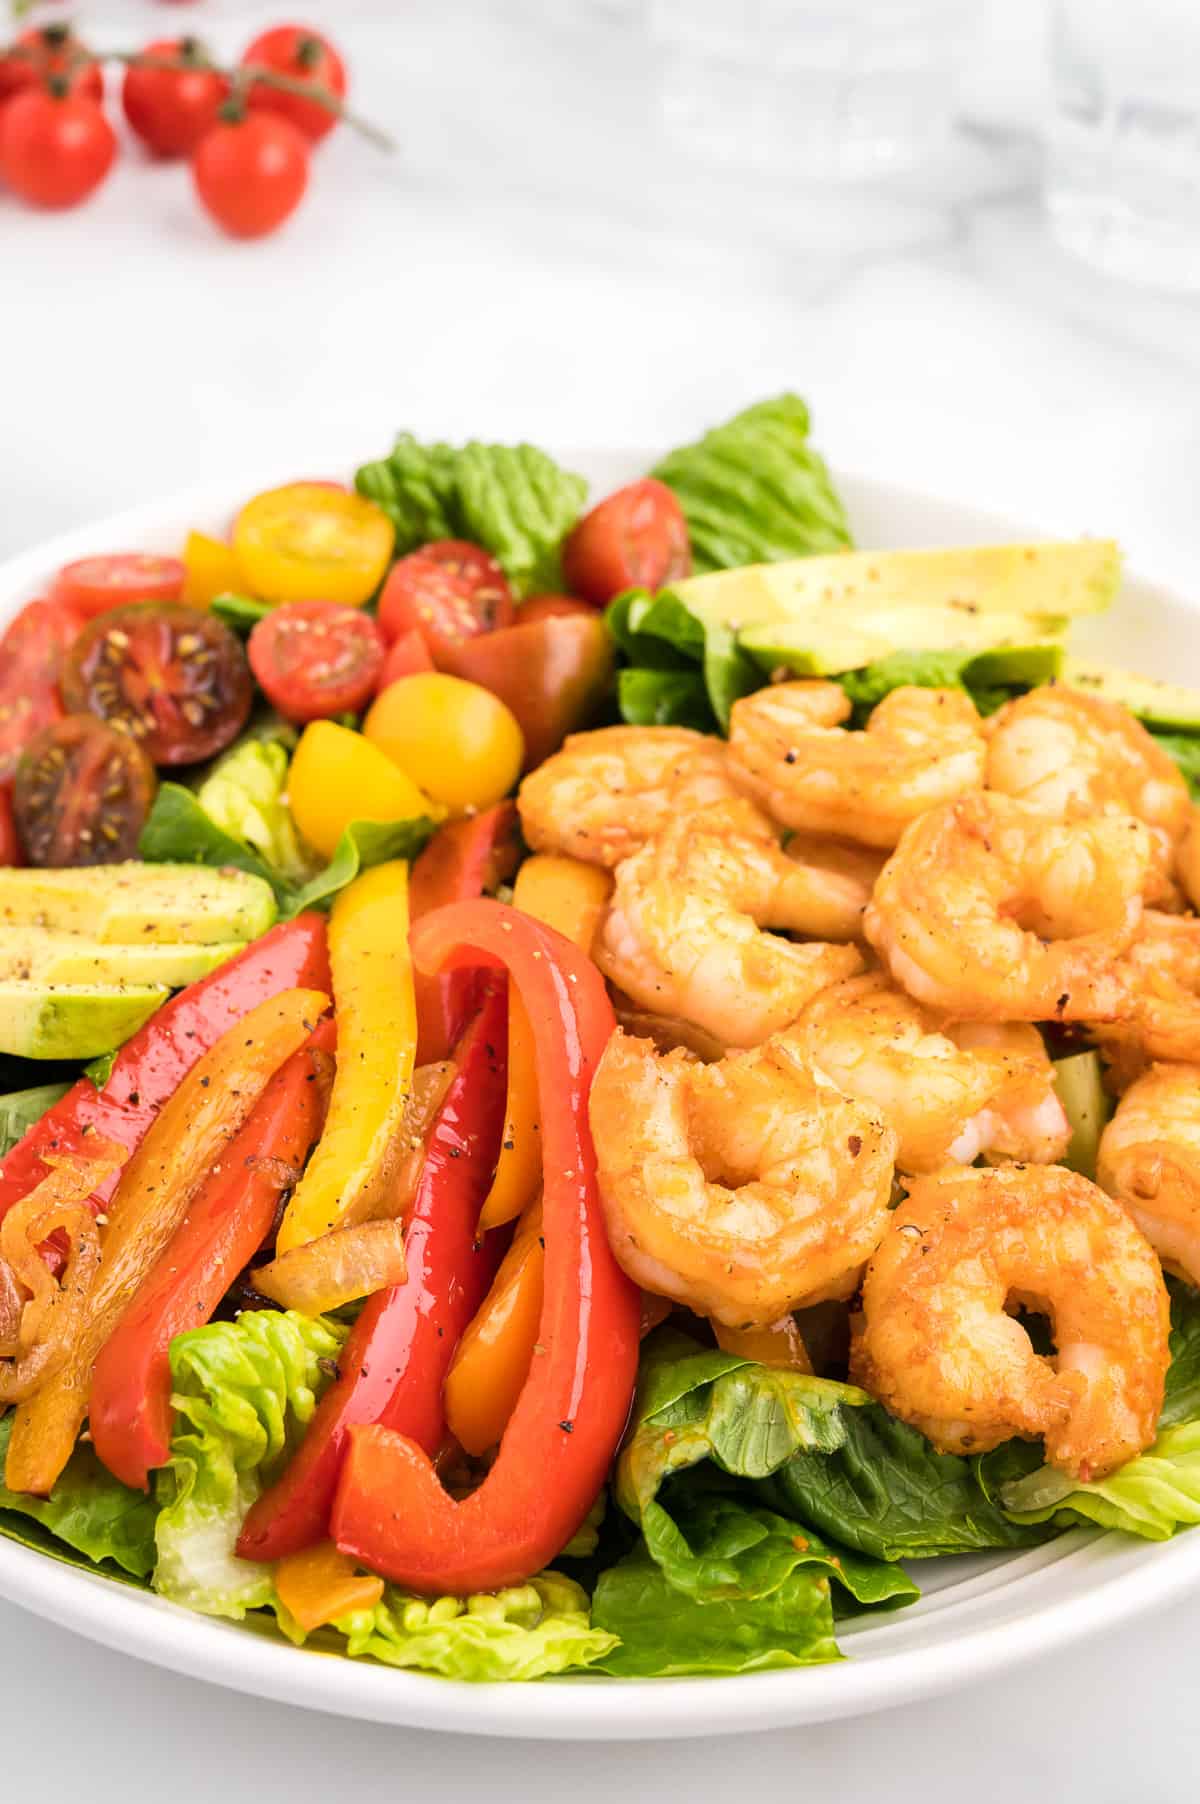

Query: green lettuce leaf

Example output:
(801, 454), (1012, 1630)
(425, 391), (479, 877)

(0, 1081), (71, 1156)
(0, 1414), (156, 1579)
(652, 394), (852, 575)
(210, 593), (274, 635)
(154, 1309), (346, 1619)
(1153, 732), (1200, 799)
(604, 589), (696, 671)
(617, 668), (715, 731)
(356, 434), (588, 596)
(196, 739), (316, 889)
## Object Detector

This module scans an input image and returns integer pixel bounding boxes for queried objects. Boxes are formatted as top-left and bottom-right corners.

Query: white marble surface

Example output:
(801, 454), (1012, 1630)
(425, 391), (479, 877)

(1, 1), (1200, 1795)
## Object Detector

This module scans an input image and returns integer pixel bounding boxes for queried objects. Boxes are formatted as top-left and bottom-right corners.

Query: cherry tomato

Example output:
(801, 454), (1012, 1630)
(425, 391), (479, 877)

(0, 26), (103, 108)
(62, 603), (252, 767)
(440, 613), (615, 770)
(0, 86), (116, 210)
(192, 111), (309, 240)
(122, 38), (229, 159)
(248, 600), (385, 724)
(377, 541), (515, 664)
(52, 553), (185, 619)
(180, 531), (240, 610)
(234, 484), (394, 606)
(0, 789), (24, 869)
(377, 628), (434, 690)
(0, 597), (84, 784)
(288, 720), (435, 861)
(562, 478), (691, 607)
(241, 24), (346, 144)
(518, 593), (598, 622)
(14, 716), (156, 868)
(364, 674), (523, 817)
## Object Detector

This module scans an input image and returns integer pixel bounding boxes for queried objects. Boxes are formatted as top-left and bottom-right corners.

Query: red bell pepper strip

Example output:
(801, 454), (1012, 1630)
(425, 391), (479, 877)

(331, 898), (640, 1596)
(88, 1017), (336, 1492)
(0, 914), (331, 1227)
(236, 979), (508, 1563)
(409, 803), (519, 1063)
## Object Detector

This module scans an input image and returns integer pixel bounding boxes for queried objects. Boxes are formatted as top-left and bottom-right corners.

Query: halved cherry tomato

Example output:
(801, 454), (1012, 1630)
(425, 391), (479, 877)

(562, 478), (691, 606)
(52, 554), (185, 619)
(439, 613), (614, 770)
(288, 720), (436, 861)
(0, 790), (24, 869)
(0, 597), (84, 784)
(248, 600), (384, 724)
(234, 484), (394, 607)
(14, 716), (156, 867)
(122, 38), (229, 160)
(377, 542), (514, 662)
(242, 24), (347, 144)
(364, 674), (523, 816)
(377, 628), (434, 691)
(0, 26), (103, 107)
(180, 531), (241, 610)
(518, 594), (598, 622)
(62, 603), (252, 766)
(0, 87), (116, 210)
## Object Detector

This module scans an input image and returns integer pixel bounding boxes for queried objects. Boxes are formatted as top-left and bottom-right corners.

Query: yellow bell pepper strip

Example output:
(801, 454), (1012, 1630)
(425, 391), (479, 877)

(181, 530), (242, 609)
(477, 855), (613, 1233)
(276, 861), (418, 1254)
(713, 1316), (813, 1372)
(443, 1197), (545, 1456)
(275, 1541), (384, 1634)
(5, 986), (329, 1496)
(252, 1218), (408, 1316)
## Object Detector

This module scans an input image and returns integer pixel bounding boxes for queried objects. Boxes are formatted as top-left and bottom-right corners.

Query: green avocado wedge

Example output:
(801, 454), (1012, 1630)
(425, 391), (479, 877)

(0, 981), (168, 1060)
(0, 929), (244, 989)
(1062, 658), (1200, 730)
(0, 863), (277, 946)
(737, 606), (1067, 679)
(1053, 1051), (1111, 1182)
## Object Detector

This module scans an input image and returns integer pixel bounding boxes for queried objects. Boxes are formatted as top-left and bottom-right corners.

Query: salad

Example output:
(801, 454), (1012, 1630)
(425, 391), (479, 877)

(0, 396), (1199, 1684)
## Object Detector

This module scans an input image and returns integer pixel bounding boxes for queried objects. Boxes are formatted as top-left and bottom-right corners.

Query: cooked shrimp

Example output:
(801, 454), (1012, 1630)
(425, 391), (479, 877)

(1177, 805), (1200, 912)
(727, 681), (986, 848)
(589, 1029), (896, 1326)
(853, 1164), (1169, 1479)
(517, 724), (736, 867)
(986, 686), (1188, 904)
(1097, 912), (1200, 1064)
(784, 832), (888, 939)
(1098, 1063), (1200, 1286)
(595, 800), (863, 1047)
(864, 793), (1152, 1022)
(789, 971), (1069, 1173)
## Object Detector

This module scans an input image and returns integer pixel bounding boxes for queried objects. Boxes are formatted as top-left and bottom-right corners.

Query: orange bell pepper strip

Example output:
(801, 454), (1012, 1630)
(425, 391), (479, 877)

(275, 1540), (384, 1634)
(713, 1316), (812, 1372)
(477, 855), (612, 1234)
(443, 1197), (545, 1456)
(4, 985), (330, 1496)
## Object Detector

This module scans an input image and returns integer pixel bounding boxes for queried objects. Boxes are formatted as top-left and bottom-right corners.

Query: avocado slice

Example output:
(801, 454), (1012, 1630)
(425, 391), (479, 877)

(1053, 1051), (1110, 1181)
(667, 540), (1121, 632)
(1062, 658), (1200, 731)
(737, 605), (1067, 679)
(0, 930), (243, 987)
(0, 863), (276, 945)
(0, 981), (168, 1060)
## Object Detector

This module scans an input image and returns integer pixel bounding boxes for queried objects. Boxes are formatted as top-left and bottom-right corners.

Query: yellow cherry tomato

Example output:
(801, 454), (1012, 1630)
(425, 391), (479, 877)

(181, 530), (241, 609)
(288, 720), (437, 860)
(363, 673), (524, 816)
(234, 483), (395, 607)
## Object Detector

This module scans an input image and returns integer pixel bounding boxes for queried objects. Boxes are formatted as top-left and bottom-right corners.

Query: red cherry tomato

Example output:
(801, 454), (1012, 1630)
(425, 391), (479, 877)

(62, 603), (253, 766)
(0, 597), (84, 785)
(14, 716), (157, 868)
(562, 478), (691, 607)
(0, 789), (24, 869)
(52, 553), (185, 619)
(518, 594), (599, 622)
(377, 628), (434, 691)
(248, 600), (385, 724)
(0, 86), (116, 210)
(377, 542), (515, 665)
(439, 613), (615, 770)
(241, 24), (346, 143)
(192, 111), (309, 240)
(0, 26), (103, 108)
(122, 38), (229, 159)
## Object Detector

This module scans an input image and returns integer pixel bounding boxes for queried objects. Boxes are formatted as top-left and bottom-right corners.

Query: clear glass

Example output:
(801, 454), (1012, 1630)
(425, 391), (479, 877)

(1046, 0), (1200, 291)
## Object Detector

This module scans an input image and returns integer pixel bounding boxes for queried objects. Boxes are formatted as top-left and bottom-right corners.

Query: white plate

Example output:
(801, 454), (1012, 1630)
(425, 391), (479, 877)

(0, 452), (1194, 1740)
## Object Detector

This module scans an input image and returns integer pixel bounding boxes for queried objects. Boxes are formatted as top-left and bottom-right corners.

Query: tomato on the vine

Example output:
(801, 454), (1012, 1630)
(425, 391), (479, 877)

(562, 478), (691, 606)
(14, 716), (156, 868)
(248, 600), (385, 723)
(0, 84), (116, 210)
(123, 38), (229, 159)
(377, 541), (515, 663)
(0, 597), (84, 784)
(62, 603), (252, 766)
(192, 109), (310, 239)
(52, 553), (186, 618)
(0, 26), (103, 108)
(241, 24), (346, 143)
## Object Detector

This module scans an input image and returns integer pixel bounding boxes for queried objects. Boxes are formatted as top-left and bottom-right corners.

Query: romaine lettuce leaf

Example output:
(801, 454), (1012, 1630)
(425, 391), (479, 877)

(617, 668), (715, 731)
(154, 1309), (346, 1619)
(209, 593), (274, 635)
(0, 1413), (156, 1579)
(356, 434), (588, 596)
(0, 1081), (71, 1157)
(652, 394), (852, 575)
(197, 739), (315, 889)
(1153, 732), (1200, 800)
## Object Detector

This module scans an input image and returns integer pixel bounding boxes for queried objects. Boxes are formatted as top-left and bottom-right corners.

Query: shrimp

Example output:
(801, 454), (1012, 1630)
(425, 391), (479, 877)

(1177, 805), (1200, 912)
(589, 1028), (896, 1326)
(1096, 912), (1200, 1066)
(517, 725), (736, 867)
(595, 799), (864, 1048)
(789, 971), (1070, 1173)
(1098, 1063), (1200, 1287)
(863, 793), (1152, 1022)
(986, 686), (1189, 904)
(852, 1164), (1170, 1479)
(727, 681), (986, 848)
